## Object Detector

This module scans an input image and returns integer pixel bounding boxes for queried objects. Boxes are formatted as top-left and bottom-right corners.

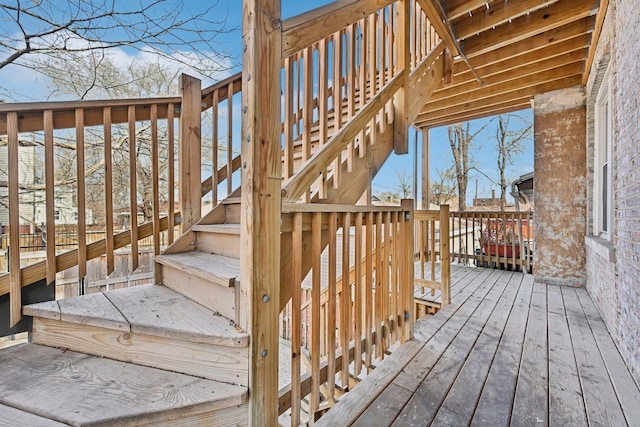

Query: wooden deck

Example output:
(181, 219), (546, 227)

(318, 266), (640, 426)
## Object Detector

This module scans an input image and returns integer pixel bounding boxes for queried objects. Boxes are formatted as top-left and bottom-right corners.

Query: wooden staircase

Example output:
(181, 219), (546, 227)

(0, 199), (250, 425)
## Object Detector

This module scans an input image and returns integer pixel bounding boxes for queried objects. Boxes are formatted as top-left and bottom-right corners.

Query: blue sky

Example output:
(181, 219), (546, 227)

(1, 0), (533, 204)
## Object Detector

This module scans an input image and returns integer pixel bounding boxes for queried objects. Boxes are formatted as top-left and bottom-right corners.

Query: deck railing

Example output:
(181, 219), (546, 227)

(278, 202), (414, 424)
(413, 205), (450, 318)
(0, 73), (243, 328)
(448, 210), (534, 273)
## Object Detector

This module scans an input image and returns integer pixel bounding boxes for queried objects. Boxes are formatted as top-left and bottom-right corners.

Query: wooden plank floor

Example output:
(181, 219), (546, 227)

(318, 266), (640, 427)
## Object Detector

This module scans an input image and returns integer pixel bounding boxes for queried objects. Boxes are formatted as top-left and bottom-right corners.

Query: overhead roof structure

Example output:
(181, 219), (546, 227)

(413, 0), (606, 129)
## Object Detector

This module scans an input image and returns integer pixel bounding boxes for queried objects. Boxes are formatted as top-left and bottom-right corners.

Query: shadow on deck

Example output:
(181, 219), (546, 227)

(318, 265), (640, 426)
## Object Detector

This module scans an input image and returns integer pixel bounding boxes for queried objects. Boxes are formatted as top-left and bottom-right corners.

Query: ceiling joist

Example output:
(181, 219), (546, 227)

(411, 0), (603, 129)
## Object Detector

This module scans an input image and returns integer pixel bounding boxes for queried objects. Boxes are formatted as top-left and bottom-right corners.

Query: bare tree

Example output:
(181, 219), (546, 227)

(395, 168), (412, 199)
(447, 121), (488, 211)
(495, 114), (532, 211)
(0, 0), (236, 99)
(430, 166), (456, 206)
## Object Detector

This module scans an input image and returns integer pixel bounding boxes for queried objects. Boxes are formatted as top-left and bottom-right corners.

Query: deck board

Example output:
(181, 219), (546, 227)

(317, 266), (640, 427)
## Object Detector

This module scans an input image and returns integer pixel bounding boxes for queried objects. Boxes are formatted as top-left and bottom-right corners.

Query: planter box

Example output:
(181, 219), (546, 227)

(482, 242), (520, 258)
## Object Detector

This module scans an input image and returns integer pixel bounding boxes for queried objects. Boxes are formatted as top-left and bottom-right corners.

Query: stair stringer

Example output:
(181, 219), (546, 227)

(279, 124), (395, 311)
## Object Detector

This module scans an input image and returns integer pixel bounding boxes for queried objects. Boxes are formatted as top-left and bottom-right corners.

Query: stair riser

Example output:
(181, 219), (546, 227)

(197, 233), (240, 258)
(225, 203), (241, 224)
(132, 402), (248, 427)
(159, 265), (238, 322)
(31, 318), (249, 387)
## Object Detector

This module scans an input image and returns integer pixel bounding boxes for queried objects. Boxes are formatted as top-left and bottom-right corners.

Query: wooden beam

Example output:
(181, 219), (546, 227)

(281, 0), (394, 59)
(417, 100), (533, 129)
(423, 62), (584, 113)
(282, 72), (404, 202)
(415, 74), (581, 127)
(394, 0), (411, 154)
(415, 0), (459, 56)
(460, 17), (595, 65)
(582, 0), (610, 85)
(455, 0), (561, 41)
(461, 1), (597, 58)
(408, 47), (446, 122)
(452, 35), (590, 80)
(241, 0), (282, 424)
(445, 0), (489, 21)
(432, 53), (586, 103)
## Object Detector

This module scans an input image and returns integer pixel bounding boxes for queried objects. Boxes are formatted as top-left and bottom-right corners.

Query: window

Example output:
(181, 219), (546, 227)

(594, 66), (612, 239)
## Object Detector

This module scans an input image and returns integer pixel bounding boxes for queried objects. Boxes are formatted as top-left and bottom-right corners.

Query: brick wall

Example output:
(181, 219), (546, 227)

(611, 0), (640, 383)
(533, 87), (587, 287)
(585, 0), (640, 385)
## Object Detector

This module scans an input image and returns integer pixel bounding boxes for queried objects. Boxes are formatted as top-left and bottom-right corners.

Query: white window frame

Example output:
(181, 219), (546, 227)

(594, 66), (612, 240)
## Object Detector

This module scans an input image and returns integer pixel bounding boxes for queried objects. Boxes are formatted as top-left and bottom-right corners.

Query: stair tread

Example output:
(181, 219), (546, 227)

(156, 251), (240, 288)
(25, 284), (248, 347)
(0, 343), (247, 426)
(192, 223), (241, 234)
(0, 403), (68, 426)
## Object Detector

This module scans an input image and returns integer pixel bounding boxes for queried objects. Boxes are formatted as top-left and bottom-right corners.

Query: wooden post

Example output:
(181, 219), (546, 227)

(241, 0), (282, 424)
(394, 0), (411, 154)
(178, 74), (202, 233)
(439, 204), (451, 306)
(421, 128), (430, 209)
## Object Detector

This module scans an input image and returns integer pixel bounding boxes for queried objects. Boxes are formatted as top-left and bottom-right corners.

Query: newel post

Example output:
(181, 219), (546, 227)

(178, 74), (202, 233)
(241, 0), (282, 424)
(401, 199), (415, 341)
(439, 204), (451, 306)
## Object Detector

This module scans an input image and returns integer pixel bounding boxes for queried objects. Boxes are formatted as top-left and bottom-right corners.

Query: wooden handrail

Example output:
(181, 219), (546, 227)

(281, 0), (396, 60)
(0, 215), (179, 298)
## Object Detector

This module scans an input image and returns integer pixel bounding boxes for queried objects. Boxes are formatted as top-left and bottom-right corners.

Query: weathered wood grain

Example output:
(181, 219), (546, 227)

(511, 283), (549, 426)
(0, 344), (247, 426)
(0, 403), (68, 427)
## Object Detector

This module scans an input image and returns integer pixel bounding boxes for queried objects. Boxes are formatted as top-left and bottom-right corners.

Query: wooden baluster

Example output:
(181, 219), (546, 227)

(327, 211), (338, 402)
(440, 204), (451, 306)
(310, 212), (322, 419)
(43, 110), (58, 284)
(382, 211), (391, 352)
(75, 108), (87, 291)
(340, 211), (351, 388)
(227, 81), (234, 195)
(367, 12), (377, 155)
(401, 200), (414, 341)
(378, 8), (387, 133)
(127, 106), (139, 272)
(357, 18), (366, 158)
(212, 90), (219, 204)
(354, 212), (363, 376)
(151, 104), (160, 256)
(365, 211), (374, 371)
(318, 38), (329, 199)
(284, 57), (294, 179)
(302, 46), (313, 165)
(430, 213), (436, 293)
(102, 108), (115, 275)
(291, 212), (302, 426)
(167, 103), (175, 245)
(332, 31), (343, 189)
(347, 24), (356, 173)
(7, 112), (21, 326)
(374, 211), (383, 358)
(390, 211), (399, 341)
